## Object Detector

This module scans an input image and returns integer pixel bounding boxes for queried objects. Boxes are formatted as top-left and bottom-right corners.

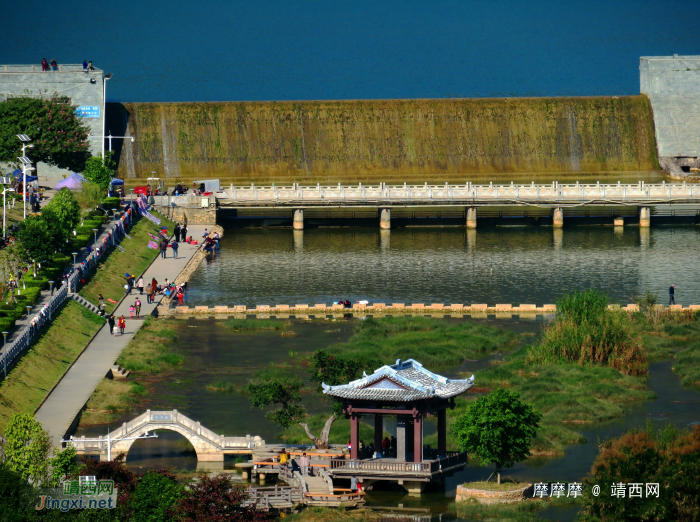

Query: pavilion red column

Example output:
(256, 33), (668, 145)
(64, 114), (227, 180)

(438, 409), (447, 456)
(374, 414), (383, 453)
(350, 412), (359, 460)
(413, 413), (423, 463)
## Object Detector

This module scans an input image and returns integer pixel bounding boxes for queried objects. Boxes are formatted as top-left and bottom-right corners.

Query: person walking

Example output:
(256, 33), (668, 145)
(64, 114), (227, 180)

(129, 304), (135, 319)
(669, 284), (675, 305)
(107, 314), (115, 335)
(83, 60), (88, 72)
(137, 276), (144, 295)
(145, 283), (153, 304)
(118, 316), (126, 335)
(125, 273), (133, 295)
(41, 58), (49, 71)
(159, 238), (168, 259)
(300, 452), (310, 476)
(151, 278), (158, 302)
(135, 298), (141, 318)
(174, 223), (181, 242)
(171, 240), (179, 259)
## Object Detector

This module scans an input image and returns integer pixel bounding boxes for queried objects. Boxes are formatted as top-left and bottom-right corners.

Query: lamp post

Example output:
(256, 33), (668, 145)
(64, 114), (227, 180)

(48, 281), (55, 319)
(101, 73), (113, 159)
(2, 331), (8, 378)
(93, 228), (99, 253)
(89, 134), (133, 153)
(25, 306), (32, 335)
(72, 252), (78, 293)
(3, 187), (15, 239)
(17, 135), (33, 219)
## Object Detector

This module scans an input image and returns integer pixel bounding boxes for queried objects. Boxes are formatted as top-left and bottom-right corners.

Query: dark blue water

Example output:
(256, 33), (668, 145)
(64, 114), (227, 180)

(5, 0), (699, 102)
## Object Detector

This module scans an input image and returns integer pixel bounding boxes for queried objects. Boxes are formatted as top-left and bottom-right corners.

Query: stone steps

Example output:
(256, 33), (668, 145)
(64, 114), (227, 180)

(71, 294), (100, 315)
(109, 365), (130, 380)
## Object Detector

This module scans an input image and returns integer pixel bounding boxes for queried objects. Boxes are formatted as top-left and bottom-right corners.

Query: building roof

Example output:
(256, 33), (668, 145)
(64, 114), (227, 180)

(322, 359), (474, 402)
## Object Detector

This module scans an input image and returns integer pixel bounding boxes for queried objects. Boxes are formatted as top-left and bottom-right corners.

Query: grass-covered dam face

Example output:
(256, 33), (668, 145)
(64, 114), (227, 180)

(111, 96), (659, 183)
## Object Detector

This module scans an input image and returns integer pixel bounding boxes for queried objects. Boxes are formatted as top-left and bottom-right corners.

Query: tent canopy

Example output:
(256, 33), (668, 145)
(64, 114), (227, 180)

(55, 173), (85, 190)
(110, 178), (124, 186)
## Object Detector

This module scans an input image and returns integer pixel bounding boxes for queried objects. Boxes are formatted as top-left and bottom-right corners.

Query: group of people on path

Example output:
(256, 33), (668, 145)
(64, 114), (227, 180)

(107, 314), (127, 336)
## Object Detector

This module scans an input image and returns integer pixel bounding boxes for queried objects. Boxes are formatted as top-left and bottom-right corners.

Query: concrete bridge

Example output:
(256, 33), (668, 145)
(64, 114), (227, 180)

(154, 181), (700, 228)
(68, 410), (265, 462)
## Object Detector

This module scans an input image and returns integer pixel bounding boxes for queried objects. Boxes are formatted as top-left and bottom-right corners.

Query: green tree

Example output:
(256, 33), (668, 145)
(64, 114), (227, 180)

(3, 413), (53, 485)
(43, 187), (82, 245)
(248, 350), (379, 448)
(452, 389), (541, 484)
(82, 154), (116, 191)
(16, 215), (61, 261)
(0, 96), (90, 172)
(0, 462), (33, 522)
(130, 470), (183, 522)
(76, 181), (107, 210)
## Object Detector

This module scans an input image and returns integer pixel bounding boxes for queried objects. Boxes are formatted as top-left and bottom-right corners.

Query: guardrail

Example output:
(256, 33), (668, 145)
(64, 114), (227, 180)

(213, 181), (700, 206)
(0, 207), (134, 382)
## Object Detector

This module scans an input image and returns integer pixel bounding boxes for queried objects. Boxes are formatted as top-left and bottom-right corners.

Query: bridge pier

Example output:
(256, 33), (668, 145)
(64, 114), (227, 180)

(466, 207), (477, 229)
(553, 208), (564, 228)
(614, 216), (624, 227)
(293, 209), (304, 230)
(379, 208), (391, 229)
(639, 206), (651, 227)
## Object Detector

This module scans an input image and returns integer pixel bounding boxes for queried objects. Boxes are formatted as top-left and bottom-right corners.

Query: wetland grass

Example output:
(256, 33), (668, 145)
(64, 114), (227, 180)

(224, 318), (286, 331)
(116, 317), (184, 374)
(323, 316), (519, 368)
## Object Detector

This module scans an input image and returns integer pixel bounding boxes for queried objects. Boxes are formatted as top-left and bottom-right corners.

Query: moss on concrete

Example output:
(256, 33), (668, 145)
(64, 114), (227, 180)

(116, 96), (659, 183)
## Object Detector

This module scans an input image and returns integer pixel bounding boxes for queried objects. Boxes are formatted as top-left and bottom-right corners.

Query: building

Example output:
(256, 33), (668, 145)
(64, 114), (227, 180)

(0, 63), (107, 179)
(640, 55), (700, 176)
(322, 358), (473, 495)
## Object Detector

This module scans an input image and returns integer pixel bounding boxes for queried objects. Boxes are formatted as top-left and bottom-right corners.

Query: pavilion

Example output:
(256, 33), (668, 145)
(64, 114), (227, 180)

(322, 359), (474, 464)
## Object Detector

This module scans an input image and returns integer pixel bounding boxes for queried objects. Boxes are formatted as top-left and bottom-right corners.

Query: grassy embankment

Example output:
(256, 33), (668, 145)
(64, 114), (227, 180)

(78, 212), (175, 315)
(0, 211), (174, 430)
(0, 302), (104, 432)
(81, 317), (186, 425)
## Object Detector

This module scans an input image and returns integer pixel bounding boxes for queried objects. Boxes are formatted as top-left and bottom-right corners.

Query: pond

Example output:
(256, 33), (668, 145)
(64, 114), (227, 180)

(73, 316), (700, 520)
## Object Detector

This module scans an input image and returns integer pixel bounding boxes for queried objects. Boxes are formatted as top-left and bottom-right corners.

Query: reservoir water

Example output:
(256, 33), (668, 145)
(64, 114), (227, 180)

(5, 0), (700, 102)
(187, 226), (700, 308)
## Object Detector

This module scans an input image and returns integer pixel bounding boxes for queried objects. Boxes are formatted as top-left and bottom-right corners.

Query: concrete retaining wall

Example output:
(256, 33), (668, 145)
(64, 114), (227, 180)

(640, 56), (700, 158)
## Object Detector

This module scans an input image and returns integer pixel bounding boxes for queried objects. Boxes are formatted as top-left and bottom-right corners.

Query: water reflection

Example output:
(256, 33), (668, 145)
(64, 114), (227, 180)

(187, 226), (700, 307)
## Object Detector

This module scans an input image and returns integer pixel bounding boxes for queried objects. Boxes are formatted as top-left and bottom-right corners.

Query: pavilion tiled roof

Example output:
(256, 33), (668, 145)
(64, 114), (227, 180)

(322, 359), (474, 401)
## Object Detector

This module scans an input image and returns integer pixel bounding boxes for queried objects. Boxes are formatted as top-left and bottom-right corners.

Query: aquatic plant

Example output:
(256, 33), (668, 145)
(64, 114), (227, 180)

(527, 290), (647, 376)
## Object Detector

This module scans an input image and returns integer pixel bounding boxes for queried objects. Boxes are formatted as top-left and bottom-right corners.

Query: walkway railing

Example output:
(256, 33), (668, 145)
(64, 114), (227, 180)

(0, 207), (135, 382)
(213, 181), (700, 207)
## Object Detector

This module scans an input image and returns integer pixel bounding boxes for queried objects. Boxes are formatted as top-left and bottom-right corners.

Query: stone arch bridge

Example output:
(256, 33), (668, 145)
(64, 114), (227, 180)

(68, 410), (265, 462)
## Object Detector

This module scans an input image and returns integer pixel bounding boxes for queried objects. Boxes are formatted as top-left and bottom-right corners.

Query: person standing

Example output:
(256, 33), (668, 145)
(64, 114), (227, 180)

(669, 284), (675, 305)
(145, 283), (153, 304)
(174, 224), (181, 242)
(41, 58), (49, 71)
(151, 278), (158, 301)
(118, 316), (126, 335)
(137, 276), (144, 295)
(107, 314), (115, 335)
(159, 238), (168, 259)
(125, 274), (133, 295)
(135, 298), (141, 318)
(181, 224), (188, 242)
(300, 452), (310, 476)
(171, 240), (179, 259)
(50, 59), (58, 71)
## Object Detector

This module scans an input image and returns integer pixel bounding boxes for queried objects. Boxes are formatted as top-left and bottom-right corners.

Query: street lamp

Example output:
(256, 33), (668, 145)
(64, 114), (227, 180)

(101, 73), (113, 159)
(2, 331), (8, 378)
(17, 155), (34, 220)
(3, 187), (15, 239)
(89, 134), (133, 154)
(49, 281), (55, 319)
(72, 252), (78, 292)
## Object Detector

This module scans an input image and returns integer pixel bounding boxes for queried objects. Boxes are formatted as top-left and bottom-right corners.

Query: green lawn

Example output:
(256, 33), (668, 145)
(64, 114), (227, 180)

(0, 301), (104, 433)
(79, 211), (174, 314)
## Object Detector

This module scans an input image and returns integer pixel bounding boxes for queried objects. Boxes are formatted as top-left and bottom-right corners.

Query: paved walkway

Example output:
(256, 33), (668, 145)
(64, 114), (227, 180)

(36, 225), (207, 445)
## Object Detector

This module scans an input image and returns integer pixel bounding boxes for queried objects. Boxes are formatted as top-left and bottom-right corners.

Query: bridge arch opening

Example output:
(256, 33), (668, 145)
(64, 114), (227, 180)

(119, 429), (198, 471)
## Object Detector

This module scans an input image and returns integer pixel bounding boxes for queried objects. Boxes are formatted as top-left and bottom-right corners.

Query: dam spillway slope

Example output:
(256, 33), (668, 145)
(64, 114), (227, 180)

(112, 96), (659, 183)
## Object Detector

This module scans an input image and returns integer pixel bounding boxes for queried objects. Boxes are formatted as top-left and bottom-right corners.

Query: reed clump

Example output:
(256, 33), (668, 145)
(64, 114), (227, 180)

(527, 290), (647, 376)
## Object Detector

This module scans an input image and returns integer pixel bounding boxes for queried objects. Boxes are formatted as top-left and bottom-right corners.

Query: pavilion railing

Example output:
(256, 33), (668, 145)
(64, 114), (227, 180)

(330, 459), (431, 474)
